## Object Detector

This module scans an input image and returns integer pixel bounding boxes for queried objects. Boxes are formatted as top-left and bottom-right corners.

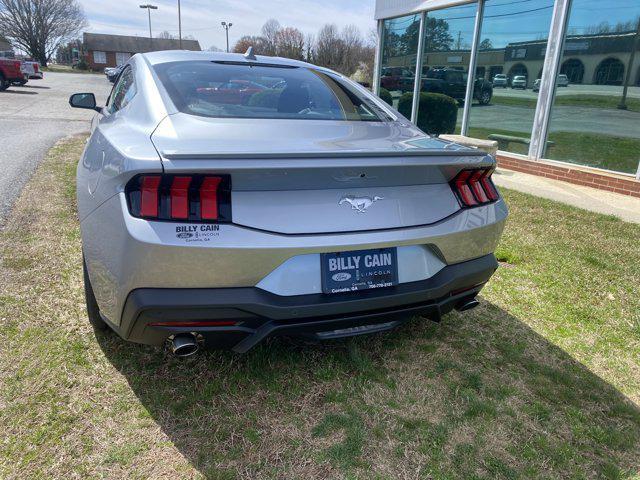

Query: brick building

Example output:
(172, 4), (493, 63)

(83, 32), (200, 70)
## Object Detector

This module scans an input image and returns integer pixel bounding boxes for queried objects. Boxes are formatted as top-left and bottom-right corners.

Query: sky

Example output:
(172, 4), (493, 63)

(78, 0), (377, 50)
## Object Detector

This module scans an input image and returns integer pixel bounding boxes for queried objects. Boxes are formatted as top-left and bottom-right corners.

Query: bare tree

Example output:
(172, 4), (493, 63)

(233, 35), (269, 55)
(314, 24), (343, 71)
(208, 45), (223, 52)
(0, 0), (87, 66)
(261, 18), (281, 55)
(312, 23), (374, 80)
(275, 27), (305, 60)
(156, 31), (175, 39)
(304, 33), (314, 62)
(340, 24), (363, 76)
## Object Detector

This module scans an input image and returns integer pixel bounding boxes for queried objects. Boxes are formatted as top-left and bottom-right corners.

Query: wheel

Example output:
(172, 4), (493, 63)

(478, 89), (492, 105)
(0, 74), (8, 91)
(83, 256), (109, 331)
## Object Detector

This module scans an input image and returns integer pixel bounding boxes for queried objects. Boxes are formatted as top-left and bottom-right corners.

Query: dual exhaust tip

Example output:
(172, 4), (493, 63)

(171, 333), (199, 357)
(455, 297), (480, 312)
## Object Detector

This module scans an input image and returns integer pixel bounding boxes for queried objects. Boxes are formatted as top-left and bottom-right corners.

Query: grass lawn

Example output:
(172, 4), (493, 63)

(41, 65), (100, 75)
(491, 94), (640, 112)
(1, 136), (639, 479)
(467, 126), (640, 174)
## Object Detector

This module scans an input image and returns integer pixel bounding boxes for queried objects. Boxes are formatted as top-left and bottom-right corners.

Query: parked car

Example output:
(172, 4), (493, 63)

(105, 64), (125, 83)
(196, 79), (267, 105)
(380, 66), (415, 92)
(511, 75), (527, 89)
(0, 57), (25, 90)
(492, 73), (508, 88)
(421, 68), (493, 105)
(69, 51), (507, 356)
(557, 74), (569, 87)
(532, 74), (570, 92)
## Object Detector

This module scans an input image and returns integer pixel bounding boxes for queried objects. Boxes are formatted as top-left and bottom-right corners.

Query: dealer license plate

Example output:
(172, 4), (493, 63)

(321, 248), (398, 294)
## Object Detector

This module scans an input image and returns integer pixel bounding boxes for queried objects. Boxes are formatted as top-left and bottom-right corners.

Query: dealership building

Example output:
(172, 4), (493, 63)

(373, 0), (640, 194)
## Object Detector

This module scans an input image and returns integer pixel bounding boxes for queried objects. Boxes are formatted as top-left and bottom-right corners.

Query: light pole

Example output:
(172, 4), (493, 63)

(221, 21), (233, 52)
(618, 17), (640, 110)
(177, 0), (182, 49)
(139, 4), (158, 45)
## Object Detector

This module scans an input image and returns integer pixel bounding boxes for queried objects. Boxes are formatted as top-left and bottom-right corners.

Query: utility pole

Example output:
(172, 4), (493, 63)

(140, 4), (158, 46)
(178, 0), (182, 49)
(221, 21), (233, 52)
(618, 17), (640, 110)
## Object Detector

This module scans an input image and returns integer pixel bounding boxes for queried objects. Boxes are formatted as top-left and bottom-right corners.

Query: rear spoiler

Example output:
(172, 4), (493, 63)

(161, 148), (488, 160)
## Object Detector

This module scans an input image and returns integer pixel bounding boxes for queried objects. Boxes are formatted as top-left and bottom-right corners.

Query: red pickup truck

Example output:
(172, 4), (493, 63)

(0, 58), (25, 91)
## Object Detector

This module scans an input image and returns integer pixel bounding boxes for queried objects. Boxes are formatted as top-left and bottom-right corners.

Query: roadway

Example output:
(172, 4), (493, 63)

(0, 71), (109, 226)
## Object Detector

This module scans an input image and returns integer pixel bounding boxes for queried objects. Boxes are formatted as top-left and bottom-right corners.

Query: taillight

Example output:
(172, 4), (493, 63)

(34, 64), (39, 73)
(450, 168), (499, 208)
(200, 176), (222, 220)
(126, 174), (231, 222)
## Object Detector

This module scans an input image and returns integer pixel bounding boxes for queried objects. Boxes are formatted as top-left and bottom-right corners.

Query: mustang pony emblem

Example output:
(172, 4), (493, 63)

(338, 195), (384, 213)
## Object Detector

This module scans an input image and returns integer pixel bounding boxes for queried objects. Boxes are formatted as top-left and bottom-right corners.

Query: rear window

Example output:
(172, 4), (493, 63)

(154, 61), (390, 122)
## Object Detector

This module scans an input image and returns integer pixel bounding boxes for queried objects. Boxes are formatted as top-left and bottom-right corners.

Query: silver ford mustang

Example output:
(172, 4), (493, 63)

(69, 50), (507, 356)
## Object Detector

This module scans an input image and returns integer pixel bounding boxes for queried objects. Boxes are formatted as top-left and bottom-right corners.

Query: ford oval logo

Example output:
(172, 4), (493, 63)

(332, 272), (352, 282)
(177, 232), (193, 239)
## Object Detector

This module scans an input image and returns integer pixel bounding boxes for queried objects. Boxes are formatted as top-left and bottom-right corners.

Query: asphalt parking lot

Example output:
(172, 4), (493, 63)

(0, 71), (109, 226)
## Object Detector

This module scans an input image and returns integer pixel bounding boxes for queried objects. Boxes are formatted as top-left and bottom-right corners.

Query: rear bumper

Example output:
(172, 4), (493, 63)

(115, 253), (498, 352)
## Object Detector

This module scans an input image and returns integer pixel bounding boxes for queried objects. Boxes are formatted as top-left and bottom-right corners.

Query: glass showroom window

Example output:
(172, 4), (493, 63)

(414, 2), (478, 135)
(467, 0), (554, 154)
(544, 0), (640, 175)
(379, 14), (421, 111)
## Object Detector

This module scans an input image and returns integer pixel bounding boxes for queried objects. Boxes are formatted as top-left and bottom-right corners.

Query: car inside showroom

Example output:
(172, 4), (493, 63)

(372, 0), (640, 179)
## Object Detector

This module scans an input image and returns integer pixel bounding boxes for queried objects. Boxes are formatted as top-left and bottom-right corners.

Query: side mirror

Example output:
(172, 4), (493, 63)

(69, 93), (102, 112)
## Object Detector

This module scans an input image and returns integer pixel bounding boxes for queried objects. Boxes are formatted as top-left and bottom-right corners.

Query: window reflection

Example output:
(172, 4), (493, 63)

(545, 0), (640, 174)
(379, 14), (421, 109)
(416, 3), (478, 135)
(467, 0), (554, 154)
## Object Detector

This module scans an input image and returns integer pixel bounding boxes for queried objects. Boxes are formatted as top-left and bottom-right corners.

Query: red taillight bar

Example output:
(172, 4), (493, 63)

(450, 168), (499, 208)
(148, 320), (239, 327)
(170, 176), (191, 219)
(468, 170), (489, 203)
(140, 175), (161, 217)
(200, 176), (222, 220)
(454, 170), (478, 207)
(480, 169), (499, 201)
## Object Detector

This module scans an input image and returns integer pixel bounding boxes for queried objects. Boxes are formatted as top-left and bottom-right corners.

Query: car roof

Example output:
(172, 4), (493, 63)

(141, 50), (320, 70)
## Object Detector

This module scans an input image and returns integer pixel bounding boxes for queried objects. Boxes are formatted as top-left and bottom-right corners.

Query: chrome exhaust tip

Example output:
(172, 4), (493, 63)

(455, 298), (480, 312)
(171, 333), (199, 357)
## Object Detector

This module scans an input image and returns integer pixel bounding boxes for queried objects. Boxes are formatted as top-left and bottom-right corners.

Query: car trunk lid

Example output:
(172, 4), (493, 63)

(151, 114), (492, 234)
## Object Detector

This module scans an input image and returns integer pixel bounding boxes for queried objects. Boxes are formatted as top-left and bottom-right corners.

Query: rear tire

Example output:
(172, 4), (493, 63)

(83, 256), (109, 331)
(0, 74), (8, 91)
(480, 89), (492, 105)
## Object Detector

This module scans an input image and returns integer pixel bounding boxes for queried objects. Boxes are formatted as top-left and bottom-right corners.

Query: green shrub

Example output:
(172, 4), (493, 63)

(75, 59), (88, 70)
(247, 89), (282, 109)
(378, 88), (393, 106)
(398, 92), (458, 136)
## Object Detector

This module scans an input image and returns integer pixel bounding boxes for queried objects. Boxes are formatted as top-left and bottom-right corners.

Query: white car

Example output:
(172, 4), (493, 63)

(533, 75), (569, 92)
(492, 74), (507, 88)
(511, 76), (527, 89)
(557, 74), (569, 87)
